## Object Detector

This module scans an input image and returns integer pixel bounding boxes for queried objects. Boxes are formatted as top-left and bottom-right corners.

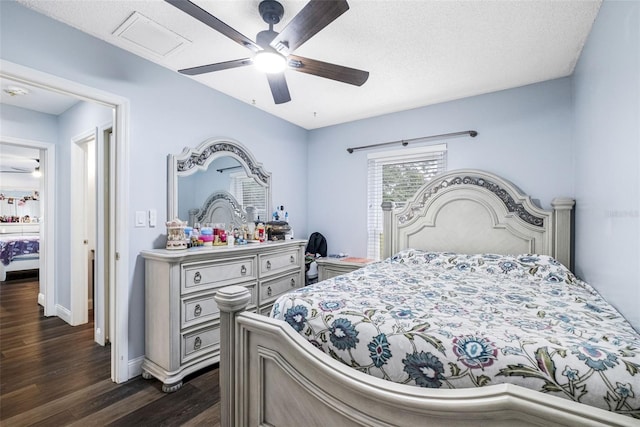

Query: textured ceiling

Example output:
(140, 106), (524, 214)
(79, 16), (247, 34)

(15, 0), (602, 129)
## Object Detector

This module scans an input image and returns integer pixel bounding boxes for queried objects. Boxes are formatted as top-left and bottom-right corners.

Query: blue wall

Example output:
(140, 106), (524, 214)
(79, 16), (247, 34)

(573, 0), (639, 331)
(0, 104), (58, 142)
(307, 77), (573, 259)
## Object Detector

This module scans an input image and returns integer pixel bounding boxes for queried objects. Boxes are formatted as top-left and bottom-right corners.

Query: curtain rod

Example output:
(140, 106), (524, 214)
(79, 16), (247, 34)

(216, 166), (243, 173)
(346, 130), (477, 154)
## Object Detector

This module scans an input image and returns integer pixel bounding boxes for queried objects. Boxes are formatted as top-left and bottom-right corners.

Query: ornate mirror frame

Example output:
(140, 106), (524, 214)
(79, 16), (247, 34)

(167, 137), (272, 222)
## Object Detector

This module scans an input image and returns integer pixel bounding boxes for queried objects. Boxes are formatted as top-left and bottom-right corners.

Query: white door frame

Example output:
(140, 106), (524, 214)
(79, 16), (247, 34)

(0, 59), (131, 383)
(0, 137), (55, 315)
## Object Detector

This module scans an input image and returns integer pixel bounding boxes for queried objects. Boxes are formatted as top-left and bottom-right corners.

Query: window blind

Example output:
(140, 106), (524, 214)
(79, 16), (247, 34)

(367, 144), (447, 260)
(230, 174), (267, 220)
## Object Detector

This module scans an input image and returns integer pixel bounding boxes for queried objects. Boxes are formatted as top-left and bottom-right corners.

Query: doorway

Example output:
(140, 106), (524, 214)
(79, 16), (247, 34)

(0, 59), (130, 383)
(69, 127), (112, 346)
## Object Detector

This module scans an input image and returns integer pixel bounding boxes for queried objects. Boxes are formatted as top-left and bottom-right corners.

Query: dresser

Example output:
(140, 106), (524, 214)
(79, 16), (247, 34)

(140, 239), (306, 392)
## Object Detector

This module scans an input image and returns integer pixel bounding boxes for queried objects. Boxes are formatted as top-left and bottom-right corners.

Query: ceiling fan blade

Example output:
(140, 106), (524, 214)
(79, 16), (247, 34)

(179, 58), (252, 76)
(165, 0), (260, 52)
(287, 55), (369, 86)
(266, 73), (291, 104)
(270, 0), (349, 55)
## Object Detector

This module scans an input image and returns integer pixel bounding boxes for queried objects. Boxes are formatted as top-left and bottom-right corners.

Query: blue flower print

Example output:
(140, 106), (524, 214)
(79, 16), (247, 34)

(498, 261), (518, 273)
(423, 253), (439, 262)
(391, 308), (414, 319)
(403, 351), (445, 388)
(456, 262), (471, 271)
(562, 365), (579, 381)
(368, 333), (392, 368)
(615, 382), (634, 398)
(584, 303), (603, 313)
(452, 336), (498, 369)
(284, 305), (308, 332)
(518, 255), (540, 264)
(571, 342), (618, 371)
(545, 273), (564, 283)
(505, 294), (532, 304)
(329, 318), (359, 350)
(318, 300), (345, 312)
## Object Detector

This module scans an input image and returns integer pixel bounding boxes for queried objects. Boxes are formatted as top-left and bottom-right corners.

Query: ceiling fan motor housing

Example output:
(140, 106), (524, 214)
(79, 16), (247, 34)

(259, 0), (284, 25)
(256, 30), (279, 49)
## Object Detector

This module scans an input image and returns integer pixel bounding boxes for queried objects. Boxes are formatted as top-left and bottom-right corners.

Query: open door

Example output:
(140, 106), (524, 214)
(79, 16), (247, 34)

(94, 126), (113, 346)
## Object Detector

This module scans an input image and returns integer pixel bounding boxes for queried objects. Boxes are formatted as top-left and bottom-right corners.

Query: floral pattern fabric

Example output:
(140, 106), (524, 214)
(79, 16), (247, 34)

(0, 235), (39, 266)
(271, 250), (640, 419)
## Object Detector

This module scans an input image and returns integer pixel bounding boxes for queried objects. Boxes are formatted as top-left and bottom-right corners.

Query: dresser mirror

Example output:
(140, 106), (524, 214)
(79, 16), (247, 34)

(168, 138), (271, 228)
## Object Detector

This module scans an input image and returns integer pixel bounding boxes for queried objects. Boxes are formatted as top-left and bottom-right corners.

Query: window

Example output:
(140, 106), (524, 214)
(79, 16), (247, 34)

(230, 172), (267, 220)
(367, 144), (447, 260)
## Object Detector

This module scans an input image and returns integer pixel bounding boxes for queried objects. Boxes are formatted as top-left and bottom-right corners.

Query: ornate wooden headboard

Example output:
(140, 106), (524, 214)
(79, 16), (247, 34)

(188, 191), (248, 230)
(382, 169), (575, 269)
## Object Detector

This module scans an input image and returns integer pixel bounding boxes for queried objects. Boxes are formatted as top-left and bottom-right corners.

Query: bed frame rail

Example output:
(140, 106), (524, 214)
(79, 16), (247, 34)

(215, 286), (634, 427)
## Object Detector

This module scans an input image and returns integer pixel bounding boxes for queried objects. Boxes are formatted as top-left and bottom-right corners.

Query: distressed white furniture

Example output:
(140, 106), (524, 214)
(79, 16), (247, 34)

(140, 239), (305, 392)
(316, 257), (373, 281)
(211, 170), (631, 426)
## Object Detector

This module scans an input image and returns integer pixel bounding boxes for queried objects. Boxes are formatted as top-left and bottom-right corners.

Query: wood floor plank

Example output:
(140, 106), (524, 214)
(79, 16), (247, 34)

(0, 276), (221, 426)
(1, 379), (118, 425)
(68, 386), (162, 426)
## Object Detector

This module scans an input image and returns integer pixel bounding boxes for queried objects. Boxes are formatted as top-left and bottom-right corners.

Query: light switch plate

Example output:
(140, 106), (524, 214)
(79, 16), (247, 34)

(135, 211), (146, 227)
(149, 209), (157, 227)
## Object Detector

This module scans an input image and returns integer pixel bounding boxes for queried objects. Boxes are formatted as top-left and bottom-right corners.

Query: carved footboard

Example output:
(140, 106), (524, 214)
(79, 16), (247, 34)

(214, 286), (634, 427)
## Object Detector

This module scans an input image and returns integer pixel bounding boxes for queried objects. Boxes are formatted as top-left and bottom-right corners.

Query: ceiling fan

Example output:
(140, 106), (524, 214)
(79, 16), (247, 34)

(165, 0), (369, 104)
(0, 158), (39, 176)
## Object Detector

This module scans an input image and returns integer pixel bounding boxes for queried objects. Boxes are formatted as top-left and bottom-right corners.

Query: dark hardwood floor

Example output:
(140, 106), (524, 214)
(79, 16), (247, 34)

(0, 274), (221, 426)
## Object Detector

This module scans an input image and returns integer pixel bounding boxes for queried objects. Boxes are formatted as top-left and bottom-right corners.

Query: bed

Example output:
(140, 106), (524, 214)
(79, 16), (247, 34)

(213, 169), (639, 426)
(0, 226), (39, 281)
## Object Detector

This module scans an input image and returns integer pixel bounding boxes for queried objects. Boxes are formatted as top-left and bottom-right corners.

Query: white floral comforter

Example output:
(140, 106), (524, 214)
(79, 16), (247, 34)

(271, 250), (640, 419)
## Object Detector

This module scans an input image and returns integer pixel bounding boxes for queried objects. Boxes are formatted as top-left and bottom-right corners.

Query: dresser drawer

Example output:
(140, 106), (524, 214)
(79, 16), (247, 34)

(181, 324), (220, 363)
(183, 257), (256, 293)
(259, 270), (301, 306)
(182, 283), (258, 329)
(259, 249), (300, 278)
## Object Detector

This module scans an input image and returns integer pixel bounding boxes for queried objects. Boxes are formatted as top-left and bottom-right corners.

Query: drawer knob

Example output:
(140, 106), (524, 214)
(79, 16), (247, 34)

(266, 260), (272, 270)
(290, 278), (296, 287)
(193, 271), (202, 284)
(241, 264), (247, 275)
(267, 286), (272, 296)
(290, 255), (295, 263)
(194, 304), (202, 317)
(194, 336), (202, 350)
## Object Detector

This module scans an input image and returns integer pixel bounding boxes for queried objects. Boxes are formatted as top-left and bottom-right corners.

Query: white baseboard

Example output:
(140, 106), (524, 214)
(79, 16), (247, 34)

(38, 292), (45, 307)
(56, 304), (72, 324)
(128, 355), (144, 380)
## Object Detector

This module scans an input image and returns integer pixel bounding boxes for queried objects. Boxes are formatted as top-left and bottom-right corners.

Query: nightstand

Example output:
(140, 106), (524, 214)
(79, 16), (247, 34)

(316, 257), (374, 281)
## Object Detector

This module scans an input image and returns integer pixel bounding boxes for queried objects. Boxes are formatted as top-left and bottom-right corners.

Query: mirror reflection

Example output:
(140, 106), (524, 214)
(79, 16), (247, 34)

(178, 156), (268, 224)
(169, 138), (271, 231)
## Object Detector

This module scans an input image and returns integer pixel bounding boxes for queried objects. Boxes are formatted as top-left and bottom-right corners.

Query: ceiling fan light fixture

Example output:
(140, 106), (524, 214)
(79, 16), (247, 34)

(254, 50), (287, 74)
